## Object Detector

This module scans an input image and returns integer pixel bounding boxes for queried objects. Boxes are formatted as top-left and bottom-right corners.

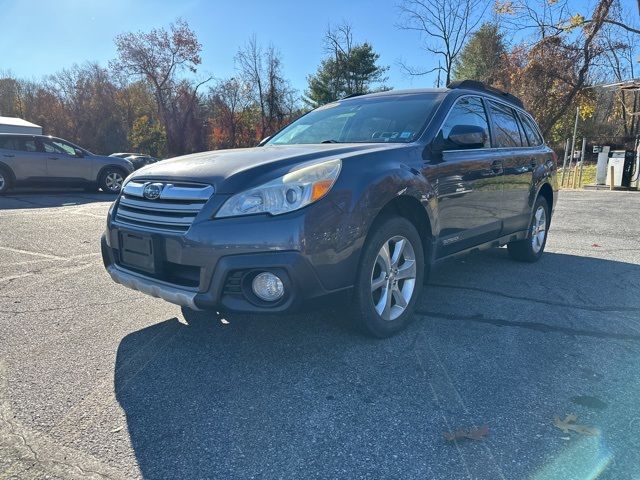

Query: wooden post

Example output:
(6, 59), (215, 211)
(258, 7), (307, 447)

(560, 138), (570, 187)
(610, 165), (615, 190)
(573, 165), (579, 188)
(577, 137), (586, 188)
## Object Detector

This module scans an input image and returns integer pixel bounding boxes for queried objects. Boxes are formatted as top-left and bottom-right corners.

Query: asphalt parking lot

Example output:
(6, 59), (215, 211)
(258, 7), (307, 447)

(1, 189), (640, 479)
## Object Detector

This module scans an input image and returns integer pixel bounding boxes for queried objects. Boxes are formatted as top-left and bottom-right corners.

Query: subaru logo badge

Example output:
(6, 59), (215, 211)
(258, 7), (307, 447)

(143, 183), (163, 200)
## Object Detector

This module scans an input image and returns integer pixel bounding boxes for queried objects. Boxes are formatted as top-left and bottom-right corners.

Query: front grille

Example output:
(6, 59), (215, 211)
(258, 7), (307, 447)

(114, 180), (214, 233)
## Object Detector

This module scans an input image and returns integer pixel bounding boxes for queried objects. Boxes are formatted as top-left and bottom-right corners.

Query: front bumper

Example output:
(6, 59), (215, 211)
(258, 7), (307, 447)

(101, 216), (354, 313)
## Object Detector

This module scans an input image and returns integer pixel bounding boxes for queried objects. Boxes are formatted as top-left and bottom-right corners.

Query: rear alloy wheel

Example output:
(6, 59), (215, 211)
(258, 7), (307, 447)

(352, 217), (424, 337)
(99, 168), (125, 193)
(507, 196), (549, 262)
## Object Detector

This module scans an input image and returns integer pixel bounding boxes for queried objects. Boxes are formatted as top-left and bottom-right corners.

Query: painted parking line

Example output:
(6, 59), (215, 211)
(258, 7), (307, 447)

(0, 246), (67, 261)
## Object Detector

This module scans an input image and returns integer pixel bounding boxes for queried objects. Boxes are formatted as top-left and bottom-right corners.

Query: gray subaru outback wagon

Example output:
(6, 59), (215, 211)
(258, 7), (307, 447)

(0, 134), (134, 194)
(102, 81), (558, 337)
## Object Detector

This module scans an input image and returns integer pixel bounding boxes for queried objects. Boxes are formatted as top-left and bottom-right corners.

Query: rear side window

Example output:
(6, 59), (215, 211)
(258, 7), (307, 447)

(0, 137), (37, 152)
(439, 96), (491, 148)
(519, 113), (544, 146)
(0, 137), (20, 151)
(488, 101), (523, 148)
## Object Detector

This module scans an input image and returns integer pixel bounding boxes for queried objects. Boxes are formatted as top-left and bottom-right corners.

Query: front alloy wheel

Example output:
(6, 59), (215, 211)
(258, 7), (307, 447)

(352, 216), (424, 337)
(370, 236), (417, 321)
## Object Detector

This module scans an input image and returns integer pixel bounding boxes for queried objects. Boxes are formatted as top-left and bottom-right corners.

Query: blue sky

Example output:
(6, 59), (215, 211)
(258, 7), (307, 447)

(1, 0), (638, 94)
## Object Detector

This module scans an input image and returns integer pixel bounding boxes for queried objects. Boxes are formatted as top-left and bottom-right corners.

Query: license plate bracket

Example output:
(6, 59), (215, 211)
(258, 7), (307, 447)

(120, 232), (155, 273)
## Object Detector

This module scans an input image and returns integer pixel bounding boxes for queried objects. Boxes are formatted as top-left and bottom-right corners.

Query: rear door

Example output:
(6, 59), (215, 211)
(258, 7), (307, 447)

(39, 138), (92, 183)
(486, 100), (531, 234)
(0, 135), (45, 182)
(429, 95), (503, 257)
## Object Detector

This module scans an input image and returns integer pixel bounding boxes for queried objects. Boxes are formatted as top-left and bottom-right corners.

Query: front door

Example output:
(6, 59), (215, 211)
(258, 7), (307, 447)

(426, 95), (503, 257)
(39, 138), (92, 183)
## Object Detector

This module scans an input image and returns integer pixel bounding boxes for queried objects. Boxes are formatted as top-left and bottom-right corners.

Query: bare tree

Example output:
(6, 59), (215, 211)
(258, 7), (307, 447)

(602, 20), (638, 138)
(209, 78), (252, 148)
(236, 37), (296, 137)
(235, 36), (267, 135)
(397, 0), (488, 86)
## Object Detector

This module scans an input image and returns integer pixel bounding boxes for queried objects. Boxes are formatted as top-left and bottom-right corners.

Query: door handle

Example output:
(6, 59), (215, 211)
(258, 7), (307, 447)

(490, 160), (503, 174)
(48, 156), (59, 160)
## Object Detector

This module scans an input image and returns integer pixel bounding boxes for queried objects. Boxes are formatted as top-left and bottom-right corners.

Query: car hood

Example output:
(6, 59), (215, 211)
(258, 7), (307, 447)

(129, 143), (407, 194)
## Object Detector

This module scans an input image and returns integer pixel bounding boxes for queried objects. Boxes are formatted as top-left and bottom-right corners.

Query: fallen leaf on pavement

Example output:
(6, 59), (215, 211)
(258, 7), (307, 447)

(553, 414), (598, 436)
(444, 425), (489, 442)
(110, 426), (124, 433)
(591, 244), (601, 247)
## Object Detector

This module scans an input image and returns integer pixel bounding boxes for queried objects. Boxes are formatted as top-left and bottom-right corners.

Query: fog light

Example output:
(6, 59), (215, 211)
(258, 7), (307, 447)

(252, 272), (284, 302)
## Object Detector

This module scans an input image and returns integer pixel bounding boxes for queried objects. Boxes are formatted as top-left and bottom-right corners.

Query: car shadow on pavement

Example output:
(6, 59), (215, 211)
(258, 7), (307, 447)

(114, 250), (640, 479)
(0, 190), (116, 210)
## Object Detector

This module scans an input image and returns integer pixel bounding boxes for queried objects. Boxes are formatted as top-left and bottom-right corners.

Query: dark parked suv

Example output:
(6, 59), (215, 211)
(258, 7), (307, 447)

(102, 81), (557, 337)
(0, 134), (134, 194)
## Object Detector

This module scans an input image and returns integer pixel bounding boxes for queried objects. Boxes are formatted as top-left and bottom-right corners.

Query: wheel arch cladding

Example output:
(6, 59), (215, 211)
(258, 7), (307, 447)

(368, 195), (434, 261)
(538, 182), (553, 216)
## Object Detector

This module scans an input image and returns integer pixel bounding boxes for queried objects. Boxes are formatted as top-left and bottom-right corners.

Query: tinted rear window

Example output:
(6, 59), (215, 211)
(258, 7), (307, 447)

(488, 101), (523, 148)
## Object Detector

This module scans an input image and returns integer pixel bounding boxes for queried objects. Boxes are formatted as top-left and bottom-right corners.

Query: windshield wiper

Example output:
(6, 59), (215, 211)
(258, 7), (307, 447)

(320, 139), (340, 144)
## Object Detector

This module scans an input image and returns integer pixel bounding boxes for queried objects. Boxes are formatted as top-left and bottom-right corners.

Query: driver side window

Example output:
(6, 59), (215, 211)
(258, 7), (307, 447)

(42, 139), (77, 156)
(439, 96), (491, 149)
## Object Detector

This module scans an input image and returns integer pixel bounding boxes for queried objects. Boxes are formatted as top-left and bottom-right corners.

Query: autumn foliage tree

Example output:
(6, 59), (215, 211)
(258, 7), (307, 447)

(112, 19), (212, 155)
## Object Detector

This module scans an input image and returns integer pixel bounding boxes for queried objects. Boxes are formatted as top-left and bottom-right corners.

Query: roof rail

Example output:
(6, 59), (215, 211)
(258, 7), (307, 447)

(447, 80), (524, 109)
(341, 92), (366, 100)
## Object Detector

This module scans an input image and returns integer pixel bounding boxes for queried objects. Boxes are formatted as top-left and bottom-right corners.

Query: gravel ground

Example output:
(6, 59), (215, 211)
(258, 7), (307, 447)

(1, 189), (639, 480)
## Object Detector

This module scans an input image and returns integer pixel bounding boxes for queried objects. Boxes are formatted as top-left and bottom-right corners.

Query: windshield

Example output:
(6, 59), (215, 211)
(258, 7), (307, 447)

(268, 93), (443, 145)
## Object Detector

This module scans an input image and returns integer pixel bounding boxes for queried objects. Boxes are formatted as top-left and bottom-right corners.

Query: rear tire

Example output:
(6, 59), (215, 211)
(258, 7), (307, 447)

(351, 216), (425, 338)
(0, 167), (11, 194)
(98, 167), (126, 194)
(507, 196), (549, 263)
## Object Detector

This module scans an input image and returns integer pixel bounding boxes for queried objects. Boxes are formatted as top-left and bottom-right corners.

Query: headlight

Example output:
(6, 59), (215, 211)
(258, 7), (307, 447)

(215, 158), (341, 218)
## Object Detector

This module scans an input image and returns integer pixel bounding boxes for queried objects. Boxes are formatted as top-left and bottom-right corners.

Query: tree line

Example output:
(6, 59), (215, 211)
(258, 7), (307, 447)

(0, 0), (638, 157)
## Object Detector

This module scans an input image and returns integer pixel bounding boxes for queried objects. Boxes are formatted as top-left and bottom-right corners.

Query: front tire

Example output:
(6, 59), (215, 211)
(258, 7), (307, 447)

(507, 196), (549, 262)
(352, 216), (425, 338)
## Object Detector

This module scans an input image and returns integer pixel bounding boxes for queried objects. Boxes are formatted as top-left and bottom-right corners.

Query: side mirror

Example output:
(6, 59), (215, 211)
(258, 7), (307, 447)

(257, 136), (271, 147)
(74, 148), (85, 158)
(446, 125), (486, 149)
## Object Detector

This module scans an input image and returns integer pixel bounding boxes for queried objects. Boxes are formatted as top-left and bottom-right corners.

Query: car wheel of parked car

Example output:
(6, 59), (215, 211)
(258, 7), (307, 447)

(352, 216), (424, 338)
(0, 168), (11, 194)
(507, 196), (549, 263)
(99, 168), (126, 193)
